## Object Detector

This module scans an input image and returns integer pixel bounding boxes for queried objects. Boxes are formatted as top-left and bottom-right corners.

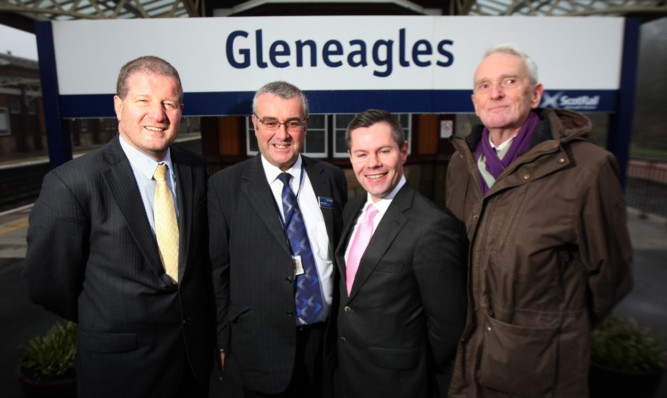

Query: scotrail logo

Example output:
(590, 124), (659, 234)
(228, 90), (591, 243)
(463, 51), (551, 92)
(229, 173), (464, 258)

(541, 91), (601, 111)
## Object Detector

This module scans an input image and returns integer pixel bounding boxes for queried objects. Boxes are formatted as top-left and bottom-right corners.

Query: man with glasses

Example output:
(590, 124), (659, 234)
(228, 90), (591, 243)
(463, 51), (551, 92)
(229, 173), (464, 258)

(209, 81), (347, 397)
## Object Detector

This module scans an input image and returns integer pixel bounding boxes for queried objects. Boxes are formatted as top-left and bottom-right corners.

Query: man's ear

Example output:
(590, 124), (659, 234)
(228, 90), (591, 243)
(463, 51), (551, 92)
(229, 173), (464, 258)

(471, 93), (481, 117)
(401, 141), (409, 164)
(531, 83), (544, 108)
(113, 96), (123, 120)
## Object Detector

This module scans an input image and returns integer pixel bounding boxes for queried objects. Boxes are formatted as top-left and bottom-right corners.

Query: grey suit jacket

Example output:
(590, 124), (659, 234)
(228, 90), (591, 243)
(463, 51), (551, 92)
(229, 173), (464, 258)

(208, 154), (347, 394)
(23, 135), (214, 398)
(335, 183), (467, 398)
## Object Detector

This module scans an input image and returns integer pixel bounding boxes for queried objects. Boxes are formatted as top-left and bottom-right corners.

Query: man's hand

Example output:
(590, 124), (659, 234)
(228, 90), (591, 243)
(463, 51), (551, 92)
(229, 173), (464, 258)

(218, 352), (226, 371)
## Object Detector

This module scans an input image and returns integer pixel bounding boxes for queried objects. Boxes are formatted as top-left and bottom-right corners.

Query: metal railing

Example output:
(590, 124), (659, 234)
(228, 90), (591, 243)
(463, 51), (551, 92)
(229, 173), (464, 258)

(625, 159), (667, 218)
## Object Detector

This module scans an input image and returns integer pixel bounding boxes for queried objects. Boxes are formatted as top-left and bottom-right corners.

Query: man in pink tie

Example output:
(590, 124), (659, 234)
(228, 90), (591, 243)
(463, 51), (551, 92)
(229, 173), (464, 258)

(335, 109), (467, 398)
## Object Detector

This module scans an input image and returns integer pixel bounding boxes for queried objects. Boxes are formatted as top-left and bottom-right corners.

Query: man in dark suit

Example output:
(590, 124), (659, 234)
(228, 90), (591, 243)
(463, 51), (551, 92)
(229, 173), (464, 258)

(23, 56), (214, 398)
(209, 81), (347, 397)
(336, 109), (467, 398)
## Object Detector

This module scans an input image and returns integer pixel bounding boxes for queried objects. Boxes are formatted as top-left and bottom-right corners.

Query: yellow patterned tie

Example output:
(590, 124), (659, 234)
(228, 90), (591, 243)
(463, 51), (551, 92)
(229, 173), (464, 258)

(153, 163), (179, 284)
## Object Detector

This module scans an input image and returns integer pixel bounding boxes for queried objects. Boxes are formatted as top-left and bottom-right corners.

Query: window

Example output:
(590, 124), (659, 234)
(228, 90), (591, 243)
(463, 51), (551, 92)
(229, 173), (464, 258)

(397, 113), (412, 155)
(9, 97), (20, 114)
(246, 114), (328, 158)
(105, 118), (117, 132)
(333, 114), (355, 158)
(303, 115), (327, 156)
(80, 119), (88, 132)
(246, 116), (259, 153)
(0, 108), (10, 136)
(28, 100), (37, 115)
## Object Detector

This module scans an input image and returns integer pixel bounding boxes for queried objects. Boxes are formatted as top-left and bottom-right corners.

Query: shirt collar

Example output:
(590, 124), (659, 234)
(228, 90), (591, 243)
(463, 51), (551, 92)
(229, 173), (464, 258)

(365, 175), (406, 213)
(119, 135), (174, 180)
(489, 132), (517, 152)
(261, 154), (303, 188)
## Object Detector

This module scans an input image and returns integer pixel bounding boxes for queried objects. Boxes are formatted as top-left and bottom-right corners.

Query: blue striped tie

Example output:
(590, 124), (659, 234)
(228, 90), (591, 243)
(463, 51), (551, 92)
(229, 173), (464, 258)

(277, 173), (325, 325)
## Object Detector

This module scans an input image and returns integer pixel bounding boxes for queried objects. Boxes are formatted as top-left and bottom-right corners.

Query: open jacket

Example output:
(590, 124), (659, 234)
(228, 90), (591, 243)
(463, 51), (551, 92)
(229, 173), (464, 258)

(445, 108), (632, 397)
(23, 136), (214, 398)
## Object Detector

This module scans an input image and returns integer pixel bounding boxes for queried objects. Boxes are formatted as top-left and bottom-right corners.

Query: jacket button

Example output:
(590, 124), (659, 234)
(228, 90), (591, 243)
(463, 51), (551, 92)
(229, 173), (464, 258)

(340, 336), (347, 343)
(523, 174), (530, 180)
(487, 326), (492, 331)
(285, 276), (293, 283)
(286, 311), (294, 317)
(344, 306), (353, 313)
(559, 157), (565, 164)
(472, 214), (478, 220)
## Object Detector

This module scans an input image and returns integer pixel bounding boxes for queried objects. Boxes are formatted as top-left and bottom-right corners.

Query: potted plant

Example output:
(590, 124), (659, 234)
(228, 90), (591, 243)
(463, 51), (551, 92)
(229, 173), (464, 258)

(17, 320), (78, 398)
(589, 315), (666, 398)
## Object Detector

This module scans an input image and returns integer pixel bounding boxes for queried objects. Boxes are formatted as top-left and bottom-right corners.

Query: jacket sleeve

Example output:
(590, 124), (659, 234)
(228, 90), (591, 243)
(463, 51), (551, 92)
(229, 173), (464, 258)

(208, 177), (231, 351)
(23, 170), (89, 322)
(413, 210), (468, 366)
(579, 155), (633, 320)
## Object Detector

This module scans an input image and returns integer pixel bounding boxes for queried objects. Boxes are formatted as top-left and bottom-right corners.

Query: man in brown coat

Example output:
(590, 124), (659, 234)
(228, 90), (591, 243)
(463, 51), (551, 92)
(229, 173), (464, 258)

(446, 43), (633, 397)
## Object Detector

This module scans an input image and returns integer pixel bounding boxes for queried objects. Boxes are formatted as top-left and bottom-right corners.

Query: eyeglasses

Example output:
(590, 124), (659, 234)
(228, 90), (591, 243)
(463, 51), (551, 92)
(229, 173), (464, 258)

(254, 113), (306, 132)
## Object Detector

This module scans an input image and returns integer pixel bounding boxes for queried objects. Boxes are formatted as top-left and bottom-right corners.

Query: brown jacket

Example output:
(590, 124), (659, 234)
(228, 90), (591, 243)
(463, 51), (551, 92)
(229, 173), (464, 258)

(446, 108), (632, 397)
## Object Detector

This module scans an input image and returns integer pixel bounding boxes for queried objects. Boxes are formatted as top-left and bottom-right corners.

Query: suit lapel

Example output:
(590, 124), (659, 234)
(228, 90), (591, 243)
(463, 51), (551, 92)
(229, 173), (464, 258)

(241, 156), (292, 256)
(303, 157), (336, 255)
(347, 185), (414, 300)
(102, 137), (165, 276)
(335, 195), (364, 280)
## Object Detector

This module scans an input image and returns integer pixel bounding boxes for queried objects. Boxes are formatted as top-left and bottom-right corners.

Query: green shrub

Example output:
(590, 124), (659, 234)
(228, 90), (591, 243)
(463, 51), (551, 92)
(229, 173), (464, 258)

(20, 321), (78, 380)
(591, 316), (666, 372)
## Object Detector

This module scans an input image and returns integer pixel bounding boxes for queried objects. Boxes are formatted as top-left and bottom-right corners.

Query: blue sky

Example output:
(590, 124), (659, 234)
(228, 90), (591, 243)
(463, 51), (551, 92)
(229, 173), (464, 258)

(0, 25), (38, 60)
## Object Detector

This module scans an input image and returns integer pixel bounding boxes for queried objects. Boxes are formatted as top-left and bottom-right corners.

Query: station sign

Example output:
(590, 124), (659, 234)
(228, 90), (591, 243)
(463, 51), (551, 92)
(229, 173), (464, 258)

(43, 16), (625, 117)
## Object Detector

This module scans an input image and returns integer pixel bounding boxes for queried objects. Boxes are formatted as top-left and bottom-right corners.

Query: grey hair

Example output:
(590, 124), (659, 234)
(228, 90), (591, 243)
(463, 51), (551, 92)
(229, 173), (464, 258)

(252, 81), (309, 117)
(478, 43), (539, 85)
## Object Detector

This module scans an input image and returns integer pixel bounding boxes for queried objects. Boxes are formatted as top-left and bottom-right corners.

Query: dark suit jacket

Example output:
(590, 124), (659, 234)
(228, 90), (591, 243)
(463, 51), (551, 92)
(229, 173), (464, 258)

(23, 136), (214, 398)
(336, 183), (467, 398)
(208, 155), (347, 394)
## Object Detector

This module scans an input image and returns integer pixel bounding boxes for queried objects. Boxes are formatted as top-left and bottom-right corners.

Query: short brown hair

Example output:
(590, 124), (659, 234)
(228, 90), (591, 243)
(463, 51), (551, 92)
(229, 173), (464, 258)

(345, 109), (405, 149)
(116, 56), (183, 102)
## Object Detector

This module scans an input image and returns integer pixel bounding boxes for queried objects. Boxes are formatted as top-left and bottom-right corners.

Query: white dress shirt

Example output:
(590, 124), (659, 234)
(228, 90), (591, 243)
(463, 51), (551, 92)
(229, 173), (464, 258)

(261, 154), (334, 310)
(119, 135), (178, 235)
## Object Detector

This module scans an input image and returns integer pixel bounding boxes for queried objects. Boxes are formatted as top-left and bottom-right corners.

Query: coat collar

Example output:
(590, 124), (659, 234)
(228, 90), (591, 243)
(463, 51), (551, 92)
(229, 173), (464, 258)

(241, 155), (291, 255)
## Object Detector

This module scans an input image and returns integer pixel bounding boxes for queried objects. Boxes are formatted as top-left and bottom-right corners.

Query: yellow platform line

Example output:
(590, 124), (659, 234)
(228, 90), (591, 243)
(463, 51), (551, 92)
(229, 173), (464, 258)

(0, 217), (29, 235)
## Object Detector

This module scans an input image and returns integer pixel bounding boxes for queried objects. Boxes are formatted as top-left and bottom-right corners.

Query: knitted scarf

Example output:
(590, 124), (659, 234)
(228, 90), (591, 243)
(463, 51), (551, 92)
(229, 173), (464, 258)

(476, 111), (539, 195)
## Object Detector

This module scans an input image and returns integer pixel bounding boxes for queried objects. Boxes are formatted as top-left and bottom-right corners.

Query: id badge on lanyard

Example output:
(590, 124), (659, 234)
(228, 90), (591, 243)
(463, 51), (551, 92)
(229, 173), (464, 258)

(281, 164), (306, 277)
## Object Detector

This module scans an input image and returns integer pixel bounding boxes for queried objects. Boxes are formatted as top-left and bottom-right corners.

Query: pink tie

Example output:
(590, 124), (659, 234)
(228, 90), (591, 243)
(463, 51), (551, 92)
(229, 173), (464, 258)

(346, 204), (379, 295)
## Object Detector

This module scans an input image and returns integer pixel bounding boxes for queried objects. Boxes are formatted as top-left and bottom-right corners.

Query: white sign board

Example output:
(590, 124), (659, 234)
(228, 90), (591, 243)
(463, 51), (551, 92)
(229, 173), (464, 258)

(44, 16), (625, 116)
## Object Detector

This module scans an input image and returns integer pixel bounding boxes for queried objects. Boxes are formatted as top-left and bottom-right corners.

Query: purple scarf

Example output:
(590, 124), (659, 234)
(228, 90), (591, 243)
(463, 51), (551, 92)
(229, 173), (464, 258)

(476, 111), (539, 195)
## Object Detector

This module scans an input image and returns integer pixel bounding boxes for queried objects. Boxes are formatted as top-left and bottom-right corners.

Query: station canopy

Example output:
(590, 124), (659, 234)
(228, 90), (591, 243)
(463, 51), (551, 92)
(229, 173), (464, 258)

(1, 0), (666, 30)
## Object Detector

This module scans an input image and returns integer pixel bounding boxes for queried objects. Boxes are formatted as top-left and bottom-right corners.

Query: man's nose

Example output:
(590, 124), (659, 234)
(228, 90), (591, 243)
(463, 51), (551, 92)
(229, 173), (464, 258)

(490, 83), (504, 99)
(148, 103), (168, 121)
(368, 152), (382, 167)
(274, 124), (290, 139)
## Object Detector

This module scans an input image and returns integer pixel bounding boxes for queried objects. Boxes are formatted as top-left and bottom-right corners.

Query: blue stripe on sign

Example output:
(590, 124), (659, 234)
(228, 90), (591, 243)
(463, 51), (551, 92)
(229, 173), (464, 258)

(58, 89), (618, 118)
